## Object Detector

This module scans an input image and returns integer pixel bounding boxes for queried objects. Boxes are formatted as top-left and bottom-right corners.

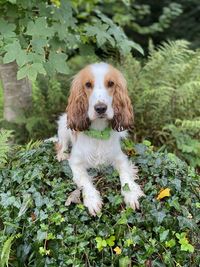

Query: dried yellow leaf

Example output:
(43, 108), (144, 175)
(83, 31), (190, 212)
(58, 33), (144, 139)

(157, 188), (171, 200)
(114, 246), (122, 255)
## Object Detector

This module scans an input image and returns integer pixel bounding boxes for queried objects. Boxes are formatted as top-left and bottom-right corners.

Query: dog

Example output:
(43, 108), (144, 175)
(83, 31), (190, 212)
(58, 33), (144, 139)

(56, 62), (144, 216)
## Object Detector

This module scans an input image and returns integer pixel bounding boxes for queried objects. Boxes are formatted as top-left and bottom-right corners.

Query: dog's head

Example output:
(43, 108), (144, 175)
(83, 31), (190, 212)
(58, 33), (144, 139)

(66, 62), (133, 131)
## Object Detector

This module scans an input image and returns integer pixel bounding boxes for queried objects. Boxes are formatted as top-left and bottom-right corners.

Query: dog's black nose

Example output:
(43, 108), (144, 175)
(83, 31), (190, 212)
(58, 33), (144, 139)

(94, 103), (107, 114)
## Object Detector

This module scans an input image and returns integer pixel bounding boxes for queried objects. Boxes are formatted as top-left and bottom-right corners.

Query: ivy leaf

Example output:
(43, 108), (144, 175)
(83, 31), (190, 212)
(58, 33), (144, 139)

(50, 212), (65, 225)
(196, 202), (200, 208)
(95, 237), (107, 251)
(106, 236), (115, 247)
(122, 183), (130, 192)
(119, 256), (131, 267)
(124, 238), (134, 247)
(134, 144), (147, 155)
(171, 178), (181, 191)
(165, 239), (176, 248)
(160, 229), (169, 242)
(151, 210), (166, 224)
(37, 229), (47, 242)
(0, 192), (16, 207)
(177, 216), (196, 230)
(181, 243), (194, 253)
(117, 215), (127, 225)
(176, 232), (194, 253)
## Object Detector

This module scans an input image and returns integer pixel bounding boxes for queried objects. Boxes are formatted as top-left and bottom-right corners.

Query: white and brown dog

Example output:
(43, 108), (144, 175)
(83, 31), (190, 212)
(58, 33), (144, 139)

(56, 62), (144, 216)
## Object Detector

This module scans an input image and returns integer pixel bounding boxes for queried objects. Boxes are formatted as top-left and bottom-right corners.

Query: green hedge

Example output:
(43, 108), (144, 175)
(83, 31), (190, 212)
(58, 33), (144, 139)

(0, 140), (199, 266)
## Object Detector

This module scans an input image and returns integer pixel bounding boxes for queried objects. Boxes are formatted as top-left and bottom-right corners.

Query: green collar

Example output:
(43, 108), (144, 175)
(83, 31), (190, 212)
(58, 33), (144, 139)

(84, 127), (112, 140)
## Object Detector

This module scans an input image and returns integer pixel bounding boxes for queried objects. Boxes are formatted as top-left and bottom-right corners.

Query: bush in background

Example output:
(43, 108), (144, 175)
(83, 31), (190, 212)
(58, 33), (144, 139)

(1, 40), (199, 167)
(4, 40), (199, 168)
(122, 40), (200, 167)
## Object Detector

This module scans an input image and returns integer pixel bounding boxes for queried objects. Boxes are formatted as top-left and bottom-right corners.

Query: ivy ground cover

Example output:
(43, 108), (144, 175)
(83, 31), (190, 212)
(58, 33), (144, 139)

(0, 141), (199, 266)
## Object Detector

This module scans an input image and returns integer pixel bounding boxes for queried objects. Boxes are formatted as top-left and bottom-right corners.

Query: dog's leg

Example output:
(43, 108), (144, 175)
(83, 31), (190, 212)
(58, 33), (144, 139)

(56, 114), (70, 161)
(69, 158), (103, 216)
(113, 153), (144, 210)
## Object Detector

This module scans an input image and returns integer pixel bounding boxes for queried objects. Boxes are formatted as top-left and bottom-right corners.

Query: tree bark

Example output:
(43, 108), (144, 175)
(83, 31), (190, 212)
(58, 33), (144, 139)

(0, 61), (32, 122)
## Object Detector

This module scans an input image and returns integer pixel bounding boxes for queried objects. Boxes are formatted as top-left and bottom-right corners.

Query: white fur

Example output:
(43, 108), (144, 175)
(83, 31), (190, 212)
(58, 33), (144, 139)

(57, 114), (144, 215)
(88, 63), (114, 120)
(57, 63), (144, 215)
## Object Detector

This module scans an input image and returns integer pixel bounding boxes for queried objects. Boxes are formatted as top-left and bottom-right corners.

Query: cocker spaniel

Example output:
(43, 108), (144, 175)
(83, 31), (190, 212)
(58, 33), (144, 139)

(56, 62), (144, 216)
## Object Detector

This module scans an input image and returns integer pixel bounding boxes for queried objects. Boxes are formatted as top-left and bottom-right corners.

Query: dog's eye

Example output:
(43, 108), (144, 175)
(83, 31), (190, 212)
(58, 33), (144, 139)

(107, 80), (114, 87)
(85, 82), (92, 89)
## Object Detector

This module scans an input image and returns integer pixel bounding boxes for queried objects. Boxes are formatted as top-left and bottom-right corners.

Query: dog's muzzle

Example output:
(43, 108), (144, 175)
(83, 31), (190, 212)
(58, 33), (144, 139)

(94, 103), (107, 115)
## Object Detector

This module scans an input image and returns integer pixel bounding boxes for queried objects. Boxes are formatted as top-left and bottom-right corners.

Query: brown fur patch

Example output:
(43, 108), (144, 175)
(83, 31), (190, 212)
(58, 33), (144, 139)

(66, 63), (133, 132)
(105, 65), (134, 131)
(66, 66), (94, 131)
(55, 142), (62, 154)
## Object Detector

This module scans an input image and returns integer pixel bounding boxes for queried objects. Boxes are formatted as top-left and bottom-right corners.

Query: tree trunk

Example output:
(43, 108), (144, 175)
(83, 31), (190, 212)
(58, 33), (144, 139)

(0, 61), (32, 122)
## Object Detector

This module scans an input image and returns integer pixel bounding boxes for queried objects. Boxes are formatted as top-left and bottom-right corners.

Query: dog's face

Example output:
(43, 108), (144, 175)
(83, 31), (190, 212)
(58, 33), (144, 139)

(66, 62), (133, 131)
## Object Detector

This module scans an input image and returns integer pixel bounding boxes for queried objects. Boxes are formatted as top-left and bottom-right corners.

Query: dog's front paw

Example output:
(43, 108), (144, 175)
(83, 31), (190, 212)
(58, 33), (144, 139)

(122, 184), (144, 210)
(56, 151), (69, 162)
(83, 188), (103, 216)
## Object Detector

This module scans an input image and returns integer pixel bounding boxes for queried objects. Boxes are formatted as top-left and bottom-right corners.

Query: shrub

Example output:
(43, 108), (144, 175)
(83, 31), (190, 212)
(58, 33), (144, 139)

(121, 40), (200, 167)
(0, 139), (199, 266)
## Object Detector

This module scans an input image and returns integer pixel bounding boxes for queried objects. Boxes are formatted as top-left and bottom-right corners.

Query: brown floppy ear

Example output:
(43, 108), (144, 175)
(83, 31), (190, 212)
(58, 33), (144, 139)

(111, 73), (134, 131)
(66, 74), (90, 131)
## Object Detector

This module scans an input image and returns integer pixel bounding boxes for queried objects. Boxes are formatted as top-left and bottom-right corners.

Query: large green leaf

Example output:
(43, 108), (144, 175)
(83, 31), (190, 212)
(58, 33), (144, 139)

(3, 40), (27, 66)
(17, 63), (46, 81)
(85, 22), (115, 47)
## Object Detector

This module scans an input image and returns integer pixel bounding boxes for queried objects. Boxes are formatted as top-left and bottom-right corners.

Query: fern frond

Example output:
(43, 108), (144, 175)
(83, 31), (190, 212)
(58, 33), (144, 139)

(175, 119), (200, 134)
(22, 139), (43, 151)
(181, 119), (200, 129)
(121, 40), (200, 166)
(0, 234), (21, 267)
(0, 129), (13, 164)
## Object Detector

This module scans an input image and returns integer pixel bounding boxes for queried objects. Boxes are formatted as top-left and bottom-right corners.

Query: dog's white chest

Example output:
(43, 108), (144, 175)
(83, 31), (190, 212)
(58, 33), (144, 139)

(72, 133), (121, 167)
(87, 141), (111, 166)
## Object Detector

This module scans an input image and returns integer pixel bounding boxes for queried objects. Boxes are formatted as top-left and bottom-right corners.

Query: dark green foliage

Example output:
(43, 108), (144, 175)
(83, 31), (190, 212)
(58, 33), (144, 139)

(121, 40), (200, 167)
(107, 0), (200, 52)
(103, 0), (182, 53)
(0, 140), (199, 266)
(0, 0), (143, 81)
(4, 40), (199, 167)
(142, 0), (200, 50)
(24, 77), (67, 139)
